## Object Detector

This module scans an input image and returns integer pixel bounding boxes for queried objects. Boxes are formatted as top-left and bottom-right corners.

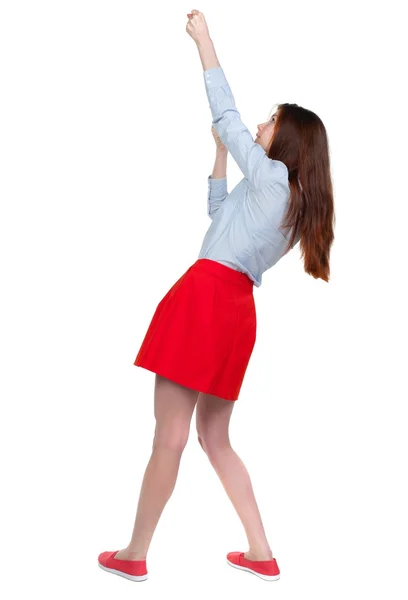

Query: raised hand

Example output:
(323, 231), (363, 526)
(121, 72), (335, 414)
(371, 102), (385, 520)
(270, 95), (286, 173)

(186, 10), (211, 44)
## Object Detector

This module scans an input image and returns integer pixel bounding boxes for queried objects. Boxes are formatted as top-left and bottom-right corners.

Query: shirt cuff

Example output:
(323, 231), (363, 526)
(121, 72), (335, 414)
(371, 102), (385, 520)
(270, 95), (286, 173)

(208, 174), (227, 196)
(203, 66), (228, 89)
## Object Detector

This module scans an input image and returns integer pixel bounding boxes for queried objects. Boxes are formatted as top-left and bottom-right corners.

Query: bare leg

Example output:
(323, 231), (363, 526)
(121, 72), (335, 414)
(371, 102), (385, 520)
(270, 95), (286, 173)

(115, 374), (199, 560)
(196, 392), (274, 560)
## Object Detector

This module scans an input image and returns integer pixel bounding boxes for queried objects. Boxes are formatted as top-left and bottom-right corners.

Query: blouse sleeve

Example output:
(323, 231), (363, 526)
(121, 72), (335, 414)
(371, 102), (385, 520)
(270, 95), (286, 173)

(203, 67), (287, 189)
(207, 174), (228, 220)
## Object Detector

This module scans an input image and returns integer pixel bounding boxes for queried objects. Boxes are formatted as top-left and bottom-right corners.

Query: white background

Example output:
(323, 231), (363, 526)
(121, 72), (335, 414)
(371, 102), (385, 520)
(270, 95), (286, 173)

(1, 1), (407, 598)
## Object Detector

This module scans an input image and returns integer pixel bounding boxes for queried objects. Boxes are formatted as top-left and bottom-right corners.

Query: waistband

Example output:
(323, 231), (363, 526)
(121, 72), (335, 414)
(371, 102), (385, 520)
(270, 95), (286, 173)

(188, 258), (254, 290)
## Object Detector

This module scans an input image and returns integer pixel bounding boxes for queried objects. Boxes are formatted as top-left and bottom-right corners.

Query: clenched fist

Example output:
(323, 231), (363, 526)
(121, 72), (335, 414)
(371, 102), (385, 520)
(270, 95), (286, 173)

(186, 10), (210, 44)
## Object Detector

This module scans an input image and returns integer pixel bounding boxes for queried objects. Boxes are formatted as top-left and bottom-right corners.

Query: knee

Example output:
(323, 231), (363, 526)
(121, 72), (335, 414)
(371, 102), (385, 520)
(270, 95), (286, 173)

(197, 431), (230, 460)
(153, 426), (190, 454)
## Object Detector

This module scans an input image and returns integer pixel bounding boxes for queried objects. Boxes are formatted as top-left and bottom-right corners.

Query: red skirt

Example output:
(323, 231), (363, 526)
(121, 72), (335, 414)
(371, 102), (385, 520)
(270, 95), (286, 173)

(134, 258), (256, 401)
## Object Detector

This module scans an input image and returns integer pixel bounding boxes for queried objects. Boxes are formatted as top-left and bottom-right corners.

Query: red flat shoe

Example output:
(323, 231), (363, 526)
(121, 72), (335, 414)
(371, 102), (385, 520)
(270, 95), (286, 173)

(97, 550), (148, 582)
(226, 551), (280, 581)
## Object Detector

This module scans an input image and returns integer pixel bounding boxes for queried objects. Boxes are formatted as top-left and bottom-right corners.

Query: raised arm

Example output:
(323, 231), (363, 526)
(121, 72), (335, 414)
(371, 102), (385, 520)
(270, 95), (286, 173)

(202, 65), (270, 188)
(186, 11), (286, 189)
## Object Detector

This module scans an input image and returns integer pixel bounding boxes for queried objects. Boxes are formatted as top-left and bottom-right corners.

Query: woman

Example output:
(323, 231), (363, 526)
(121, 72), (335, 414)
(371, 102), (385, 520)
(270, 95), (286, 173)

(98, 10), (335, 583)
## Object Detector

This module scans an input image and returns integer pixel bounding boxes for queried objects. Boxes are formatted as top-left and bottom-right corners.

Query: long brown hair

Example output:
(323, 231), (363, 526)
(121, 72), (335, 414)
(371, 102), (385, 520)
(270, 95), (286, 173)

(267, 103), (335, 282)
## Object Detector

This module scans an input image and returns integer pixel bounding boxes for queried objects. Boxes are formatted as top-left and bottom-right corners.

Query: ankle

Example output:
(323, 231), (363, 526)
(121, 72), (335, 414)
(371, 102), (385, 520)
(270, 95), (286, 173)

(247, 547), (274, 560)
(125, 547), (147, 560)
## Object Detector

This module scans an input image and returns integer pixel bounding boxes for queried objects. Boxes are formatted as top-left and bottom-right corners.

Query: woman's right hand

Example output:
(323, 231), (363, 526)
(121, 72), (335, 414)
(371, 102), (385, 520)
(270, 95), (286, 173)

(211, 126), (227, 152)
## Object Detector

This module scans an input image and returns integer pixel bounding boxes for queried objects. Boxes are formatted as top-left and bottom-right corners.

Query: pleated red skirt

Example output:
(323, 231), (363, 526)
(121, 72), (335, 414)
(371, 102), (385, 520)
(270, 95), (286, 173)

(133, 258), (256, 401)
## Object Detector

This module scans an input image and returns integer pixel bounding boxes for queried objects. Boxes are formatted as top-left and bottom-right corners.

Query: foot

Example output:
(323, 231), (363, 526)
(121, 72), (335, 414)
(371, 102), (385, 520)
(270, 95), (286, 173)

(244, 551), (274, 561)
(226, 551), (280, 581)
(113, 548), (146, 561)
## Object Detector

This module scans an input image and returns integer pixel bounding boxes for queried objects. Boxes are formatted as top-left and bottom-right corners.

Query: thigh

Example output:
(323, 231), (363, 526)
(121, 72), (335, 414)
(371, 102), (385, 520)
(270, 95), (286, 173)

(195, 391), (235, 445)
(153, 374), (200, 449)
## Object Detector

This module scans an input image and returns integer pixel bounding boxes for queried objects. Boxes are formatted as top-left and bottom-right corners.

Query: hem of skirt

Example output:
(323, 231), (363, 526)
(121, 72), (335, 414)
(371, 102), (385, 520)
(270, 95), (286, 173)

(133, 361), (238, 402)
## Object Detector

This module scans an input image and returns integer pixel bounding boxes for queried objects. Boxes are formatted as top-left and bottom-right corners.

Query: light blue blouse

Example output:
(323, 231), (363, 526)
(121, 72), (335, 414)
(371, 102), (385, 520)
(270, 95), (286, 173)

(197, 66), (300, 287)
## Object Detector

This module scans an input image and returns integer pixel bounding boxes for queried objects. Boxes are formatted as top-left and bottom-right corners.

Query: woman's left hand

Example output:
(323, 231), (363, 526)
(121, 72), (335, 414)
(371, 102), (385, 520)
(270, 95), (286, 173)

(186, 10), (211, 44)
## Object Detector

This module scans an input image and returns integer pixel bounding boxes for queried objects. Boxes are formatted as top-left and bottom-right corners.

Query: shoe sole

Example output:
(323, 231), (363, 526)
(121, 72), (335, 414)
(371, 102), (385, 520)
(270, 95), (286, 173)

(98, 562), (148, 581)
(226, 558), (280, 581)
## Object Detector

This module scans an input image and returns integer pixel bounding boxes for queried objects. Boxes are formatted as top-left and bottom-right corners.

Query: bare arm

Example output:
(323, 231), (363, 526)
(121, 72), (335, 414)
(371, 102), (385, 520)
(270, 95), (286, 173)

(196, 37), (220, 71)
(211, 147), (228, 179)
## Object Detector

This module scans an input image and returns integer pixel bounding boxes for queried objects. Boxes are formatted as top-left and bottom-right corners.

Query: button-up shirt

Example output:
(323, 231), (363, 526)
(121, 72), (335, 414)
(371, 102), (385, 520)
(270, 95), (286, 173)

(197, 66), (300, 287)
